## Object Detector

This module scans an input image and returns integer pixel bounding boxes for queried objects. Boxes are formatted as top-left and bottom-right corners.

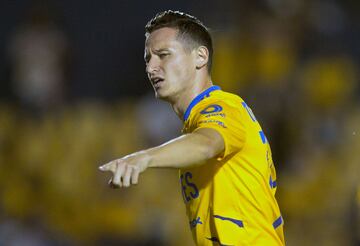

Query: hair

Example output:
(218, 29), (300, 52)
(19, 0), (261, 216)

(145, 10), (213, 73)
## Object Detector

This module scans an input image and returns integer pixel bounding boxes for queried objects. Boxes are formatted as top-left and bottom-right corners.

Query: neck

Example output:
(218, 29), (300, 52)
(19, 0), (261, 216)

(170, 76), (213, 120)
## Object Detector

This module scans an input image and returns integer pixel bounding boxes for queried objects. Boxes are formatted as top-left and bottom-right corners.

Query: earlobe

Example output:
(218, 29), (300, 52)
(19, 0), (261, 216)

(196, 46), (209, 69)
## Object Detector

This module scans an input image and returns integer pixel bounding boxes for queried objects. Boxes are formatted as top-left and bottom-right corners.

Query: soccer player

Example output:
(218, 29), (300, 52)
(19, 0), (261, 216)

(99, 10), (285, 245)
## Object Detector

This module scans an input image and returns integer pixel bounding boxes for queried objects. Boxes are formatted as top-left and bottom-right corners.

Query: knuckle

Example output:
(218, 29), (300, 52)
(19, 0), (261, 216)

(133, 165), (139, 171)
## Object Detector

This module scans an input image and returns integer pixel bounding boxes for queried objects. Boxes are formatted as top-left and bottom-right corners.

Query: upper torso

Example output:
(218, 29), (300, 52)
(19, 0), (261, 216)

(180, 86), (285, 245)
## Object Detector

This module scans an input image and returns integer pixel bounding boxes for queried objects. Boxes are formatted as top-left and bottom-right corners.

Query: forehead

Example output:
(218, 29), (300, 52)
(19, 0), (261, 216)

(145, 27), (181, 50)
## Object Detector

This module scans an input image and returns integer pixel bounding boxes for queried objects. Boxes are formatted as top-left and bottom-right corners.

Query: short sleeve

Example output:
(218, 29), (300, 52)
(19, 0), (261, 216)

(191, 101), (247, 159)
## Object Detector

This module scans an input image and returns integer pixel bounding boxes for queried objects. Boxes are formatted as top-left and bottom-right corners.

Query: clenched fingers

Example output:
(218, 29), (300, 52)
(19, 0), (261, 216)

(99, 159), (140, 188)
(123, 165), (140, 187)
(112, 161), (125, 187)
(131, 166), (140, 185)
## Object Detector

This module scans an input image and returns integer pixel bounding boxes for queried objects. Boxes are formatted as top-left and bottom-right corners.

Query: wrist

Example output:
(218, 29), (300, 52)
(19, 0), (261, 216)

(137, 150), (153, 170)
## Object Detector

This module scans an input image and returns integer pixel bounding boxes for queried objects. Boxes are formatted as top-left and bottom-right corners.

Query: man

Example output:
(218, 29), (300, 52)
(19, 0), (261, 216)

(99, 10), (285, 245)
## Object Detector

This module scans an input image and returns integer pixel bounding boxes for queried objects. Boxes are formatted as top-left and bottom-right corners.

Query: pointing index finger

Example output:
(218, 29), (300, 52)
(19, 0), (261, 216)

(98, 161), (116, 172)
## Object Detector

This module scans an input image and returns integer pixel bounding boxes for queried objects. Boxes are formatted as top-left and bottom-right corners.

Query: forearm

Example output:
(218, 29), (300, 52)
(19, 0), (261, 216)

(144, 129), (224, 169)
(99, 128), (224, 187)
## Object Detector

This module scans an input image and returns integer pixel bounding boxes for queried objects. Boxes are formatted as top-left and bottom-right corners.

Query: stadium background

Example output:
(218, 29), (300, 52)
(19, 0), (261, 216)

(0, 0), (359, 245)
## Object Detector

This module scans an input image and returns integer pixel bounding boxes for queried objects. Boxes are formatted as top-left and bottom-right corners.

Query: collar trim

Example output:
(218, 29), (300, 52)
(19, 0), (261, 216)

(183, 85), (221, 121)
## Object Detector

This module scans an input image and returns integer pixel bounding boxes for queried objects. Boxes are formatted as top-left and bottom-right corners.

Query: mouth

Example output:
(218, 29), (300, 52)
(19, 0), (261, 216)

(151, 77), (165, 89)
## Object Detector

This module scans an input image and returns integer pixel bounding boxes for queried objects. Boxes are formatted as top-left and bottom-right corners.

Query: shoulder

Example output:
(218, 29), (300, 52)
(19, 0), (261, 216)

(196, 90), (244, 113)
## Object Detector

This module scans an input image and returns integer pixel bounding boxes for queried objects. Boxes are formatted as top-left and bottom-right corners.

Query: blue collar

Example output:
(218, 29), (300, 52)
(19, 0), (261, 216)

(183, 85), (221, 121)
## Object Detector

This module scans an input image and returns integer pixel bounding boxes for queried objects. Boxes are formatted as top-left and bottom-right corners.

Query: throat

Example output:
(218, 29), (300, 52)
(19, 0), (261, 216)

(170, 90), (200, 121)
(171, 100), (188, 121)
(167, 80), (214, 121)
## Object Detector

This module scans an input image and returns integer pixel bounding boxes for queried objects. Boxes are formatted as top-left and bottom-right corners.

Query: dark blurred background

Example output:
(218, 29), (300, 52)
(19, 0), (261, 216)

(0, 0), (360, 245)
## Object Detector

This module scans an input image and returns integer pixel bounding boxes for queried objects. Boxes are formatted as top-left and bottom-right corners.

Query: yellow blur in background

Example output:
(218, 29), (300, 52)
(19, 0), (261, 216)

(1, 1), (360, 245)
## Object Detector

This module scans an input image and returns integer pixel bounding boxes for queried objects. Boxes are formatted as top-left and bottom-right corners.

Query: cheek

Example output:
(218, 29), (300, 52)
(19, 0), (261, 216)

(167, 57), (194, 79)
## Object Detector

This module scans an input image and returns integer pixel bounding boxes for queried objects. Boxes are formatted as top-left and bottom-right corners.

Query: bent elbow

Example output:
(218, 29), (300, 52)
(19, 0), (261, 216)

(190, 128), (225, 161)
(199, 137), (223, 160)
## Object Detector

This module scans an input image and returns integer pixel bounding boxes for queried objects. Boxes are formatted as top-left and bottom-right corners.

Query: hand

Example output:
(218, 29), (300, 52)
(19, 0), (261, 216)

(98, 152), (150, 188)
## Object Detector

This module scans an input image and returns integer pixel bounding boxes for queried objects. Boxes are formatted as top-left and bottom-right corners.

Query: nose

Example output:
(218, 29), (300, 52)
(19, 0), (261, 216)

(146, 57), (159, 74)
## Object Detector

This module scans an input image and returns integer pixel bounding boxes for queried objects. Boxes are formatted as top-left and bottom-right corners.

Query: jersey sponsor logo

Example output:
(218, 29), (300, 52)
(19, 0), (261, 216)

(180, 172), (199, 203)
(189, 216), (203, 229)
(198, 119), (227, 128)
(200, 104), (223, 115)
(204, 112), (226, 118)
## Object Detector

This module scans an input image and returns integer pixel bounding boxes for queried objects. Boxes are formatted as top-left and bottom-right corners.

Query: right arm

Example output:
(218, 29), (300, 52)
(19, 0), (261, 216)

(98, 127), (224, 187)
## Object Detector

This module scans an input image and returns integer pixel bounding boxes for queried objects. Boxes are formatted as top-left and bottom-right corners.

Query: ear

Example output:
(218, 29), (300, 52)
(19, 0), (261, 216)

(195, 46), (209, 70)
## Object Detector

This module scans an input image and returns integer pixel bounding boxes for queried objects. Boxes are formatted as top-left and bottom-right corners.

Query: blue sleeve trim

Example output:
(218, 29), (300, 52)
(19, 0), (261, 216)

(273, 216), (283, 229)
(183, 85), (221, 122)
(213, 215), (244, 228)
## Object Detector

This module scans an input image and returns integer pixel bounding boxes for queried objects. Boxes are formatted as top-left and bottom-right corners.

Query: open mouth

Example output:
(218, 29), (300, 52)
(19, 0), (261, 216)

(151, 77), (164, 88)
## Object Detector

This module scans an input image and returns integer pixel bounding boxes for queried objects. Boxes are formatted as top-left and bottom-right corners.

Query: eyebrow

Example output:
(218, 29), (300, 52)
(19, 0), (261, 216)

(154, 48), (170, 53)
(144, 48), (170, 62)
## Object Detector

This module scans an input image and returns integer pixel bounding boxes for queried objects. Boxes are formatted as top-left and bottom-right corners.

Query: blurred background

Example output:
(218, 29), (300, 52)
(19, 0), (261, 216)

(0, 0), (359, 245)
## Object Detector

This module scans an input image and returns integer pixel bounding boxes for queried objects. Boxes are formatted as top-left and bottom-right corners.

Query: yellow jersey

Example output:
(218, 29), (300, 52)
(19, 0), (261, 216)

(180, 85), (285, 245)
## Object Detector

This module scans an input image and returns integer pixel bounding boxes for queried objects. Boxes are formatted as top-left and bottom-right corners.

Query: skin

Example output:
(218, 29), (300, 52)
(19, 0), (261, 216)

(99, 27), (225, 188)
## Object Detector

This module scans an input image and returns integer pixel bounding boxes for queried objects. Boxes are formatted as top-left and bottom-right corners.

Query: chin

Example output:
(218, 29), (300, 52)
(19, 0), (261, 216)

(154, 91), (167, 100)
(154, 88), (172, 101)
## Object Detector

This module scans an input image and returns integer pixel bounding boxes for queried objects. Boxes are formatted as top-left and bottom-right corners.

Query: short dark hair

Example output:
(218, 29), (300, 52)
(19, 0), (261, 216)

(145, 10), (213, 73)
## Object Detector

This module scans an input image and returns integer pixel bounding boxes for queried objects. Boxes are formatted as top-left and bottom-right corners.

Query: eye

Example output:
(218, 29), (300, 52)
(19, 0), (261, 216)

(158, 53), (169, 59)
